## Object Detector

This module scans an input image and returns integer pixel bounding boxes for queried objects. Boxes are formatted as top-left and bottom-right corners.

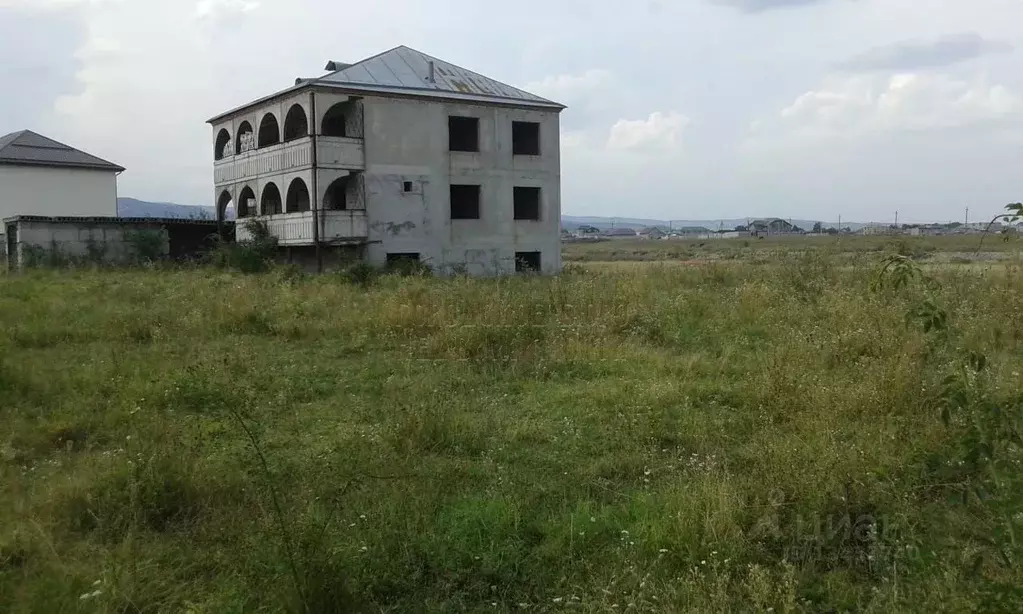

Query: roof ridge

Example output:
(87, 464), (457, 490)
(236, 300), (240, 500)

(401, 47), (559, 105)
(318, 46), (562, 108)
(0, 129), (124, 172)
(0, 130), (28, 152)
(321, 44), (407, 79)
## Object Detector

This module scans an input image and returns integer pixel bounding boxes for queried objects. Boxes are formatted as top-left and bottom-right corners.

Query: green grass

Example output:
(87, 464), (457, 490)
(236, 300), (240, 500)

(564, 233), (1022, 264)
(2, 246), (1023, 612)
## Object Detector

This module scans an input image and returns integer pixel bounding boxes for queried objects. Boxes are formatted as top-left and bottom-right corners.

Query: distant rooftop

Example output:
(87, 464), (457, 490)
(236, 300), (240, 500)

(0, 130), (124, 172)
(209, 45), (564, 123)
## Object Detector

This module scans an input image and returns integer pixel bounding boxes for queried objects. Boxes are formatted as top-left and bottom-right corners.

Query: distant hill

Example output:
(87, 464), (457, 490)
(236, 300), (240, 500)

(561, 215), (867, 232)
(115, 200), (870, 230)
(117, 198), (234, 221)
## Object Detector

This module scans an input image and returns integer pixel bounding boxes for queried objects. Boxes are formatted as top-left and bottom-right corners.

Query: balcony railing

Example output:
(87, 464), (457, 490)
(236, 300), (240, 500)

(316, 137), (365, 170)
(214, 136), (365, 185)
(236, 210), (368, 246)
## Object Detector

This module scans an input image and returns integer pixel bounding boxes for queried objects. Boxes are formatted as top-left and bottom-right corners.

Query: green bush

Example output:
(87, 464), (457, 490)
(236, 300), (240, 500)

(206, 219), (278, 273)
(338, 261), (378, 287)
(124, 229), (166, 264)
(383, 258), (431, 277)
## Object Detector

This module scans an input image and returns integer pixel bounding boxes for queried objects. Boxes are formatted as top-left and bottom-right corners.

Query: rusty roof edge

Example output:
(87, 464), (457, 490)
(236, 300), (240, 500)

(311, 79), (566, 109)
(206, 82), (311, 124)
(0, 157), (125, 173)
(208, 77), (565, 125)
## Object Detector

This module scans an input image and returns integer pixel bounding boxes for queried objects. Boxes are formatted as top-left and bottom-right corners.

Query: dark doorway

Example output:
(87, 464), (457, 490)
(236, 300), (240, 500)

(322, 103), (347, 137)
(261, 183), (282, 215)
(258, 113), (280, 147)
(324, 176), (349, 210)
(450, 184), (481, 219)
(448, 116), (479, 152)
(6, 224), (16, 269)
(283, 104), (309, 141)
(515, 251), (541, 273)
(513, 187), (541, 221)
(512, 121), (540, 155)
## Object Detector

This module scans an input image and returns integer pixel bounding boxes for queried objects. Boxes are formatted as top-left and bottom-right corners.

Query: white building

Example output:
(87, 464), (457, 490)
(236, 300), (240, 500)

(208, 46), (566, 275)
(0, 130), (123, 221)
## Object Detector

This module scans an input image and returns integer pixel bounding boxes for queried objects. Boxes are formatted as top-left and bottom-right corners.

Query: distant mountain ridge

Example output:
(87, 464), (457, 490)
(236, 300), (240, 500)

(117, 198), (233, 220)
(116, 198), (867, 229)
(561, 215), (868, 232)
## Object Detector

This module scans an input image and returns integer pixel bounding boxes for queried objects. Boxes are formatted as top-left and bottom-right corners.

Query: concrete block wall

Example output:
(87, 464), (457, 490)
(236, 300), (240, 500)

(360, 96), (562, 275)
(6, 219), (169, 268)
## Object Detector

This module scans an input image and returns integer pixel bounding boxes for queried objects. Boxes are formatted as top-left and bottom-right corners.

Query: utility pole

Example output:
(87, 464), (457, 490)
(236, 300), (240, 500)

(965, 207), (969, 227)
(838, 214), (842, 233)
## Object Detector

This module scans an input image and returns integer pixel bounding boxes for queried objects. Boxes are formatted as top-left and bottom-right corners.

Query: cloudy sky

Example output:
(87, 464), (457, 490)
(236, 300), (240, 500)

(3, 0), (1022, 223)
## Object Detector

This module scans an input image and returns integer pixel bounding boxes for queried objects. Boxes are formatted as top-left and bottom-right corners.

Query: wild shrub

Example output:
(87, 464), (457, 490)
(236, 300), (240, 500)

(872, 246), (1023, 592)
(338, 261), (378, 287)
(60, 453), (206, 537)
(206, 219), (278, 273)
(123, 229), (166, 264)
(384, 257), (431, 278)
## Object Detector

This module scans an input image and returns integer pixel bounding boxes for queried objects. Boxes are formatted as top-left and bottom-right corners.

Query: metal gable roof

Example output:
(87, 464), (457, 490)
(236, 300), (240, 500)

(207, 46), (566, 124)
(0, 130), (125, 172)
(319, 46), (565, 109)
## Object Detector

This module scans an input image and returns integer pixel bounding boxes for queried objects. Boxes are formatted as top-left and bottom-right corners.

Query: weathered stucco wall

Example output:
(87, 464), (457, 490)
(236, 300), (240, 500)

(360, 97), (562, 275)
(5, 219), (168, 267)
(0, 166), (117, 219)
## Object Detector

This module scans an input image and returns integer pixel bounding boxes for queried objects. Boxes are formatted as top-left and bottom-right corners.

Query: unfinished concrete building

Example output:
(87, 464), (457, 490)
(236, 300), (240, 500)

(207, 46), (566, 275)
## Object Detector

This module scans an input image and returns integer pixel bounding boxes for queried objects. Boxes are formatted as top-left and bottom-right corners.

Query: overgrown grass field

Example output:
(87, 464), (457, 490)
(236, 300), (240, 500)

(2, 241), (1022, 612)
(564, 234), (1023, 264)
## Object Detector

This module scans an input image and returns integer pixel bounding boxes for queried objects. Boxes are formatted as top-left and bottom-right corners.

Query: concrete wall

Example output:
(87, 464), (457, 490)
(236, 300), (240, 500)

(6, 219), (168, 268)
(360, 97), (562, 275)
(0, 166), (117, 219)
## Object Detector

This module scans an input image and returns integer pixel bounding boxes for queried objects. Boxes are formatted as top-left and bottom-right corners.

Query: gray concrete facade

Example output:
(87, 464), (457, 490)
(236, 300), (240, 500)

(209, 46), (565, 276)
(361, 96), (562, 275)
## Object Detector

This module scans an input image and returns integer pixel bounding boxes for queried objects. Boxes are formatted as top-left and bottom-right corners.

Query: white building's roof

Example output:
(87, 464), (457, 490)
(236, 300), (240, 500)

(208, 46), (564, 123)
(0, 130), (124, 172)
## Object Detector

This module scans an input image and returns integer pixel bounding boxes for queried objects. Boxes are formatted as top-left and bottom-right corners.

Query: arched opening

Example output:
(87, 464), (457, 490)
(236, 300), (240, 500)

(261, 183), (282, 216)
(258, 113), (280, 148)
(324, 176), (349, 210)
(321, 103), (347, 137)
(217, 190), (233, 223)
(237, 185), (256, 218)
(286, 178), (311, 213)
(214, 129), (232, 160)
(236, 121), (254, 154)
(283, 104), (309, 141)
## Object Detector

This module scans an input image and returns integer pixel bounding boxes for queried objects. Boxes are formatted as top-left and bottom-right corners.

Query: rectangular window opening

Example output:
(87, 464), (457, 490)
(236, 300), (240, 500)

(450, 184), (481, 220)
(513, 186), (541, 221)
(403, 181), (414, 193)
(387, 253), (420, 263)
(449, 116), (480, 152)
(515, 251), (542, 273)
(512, 121), (541, 155)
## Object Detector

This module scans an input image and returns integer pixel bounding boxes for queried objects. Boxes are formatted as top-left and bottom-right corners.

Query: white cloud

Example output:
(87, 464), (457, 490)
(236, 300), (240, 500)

(525, 69), (616, 105)
(757, 71), (1023, 142)
(6, 0), (1023, 221)
(607, 111), (689, 151)
(194, 0), (259, 22)
(0, 0), (117, 8)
